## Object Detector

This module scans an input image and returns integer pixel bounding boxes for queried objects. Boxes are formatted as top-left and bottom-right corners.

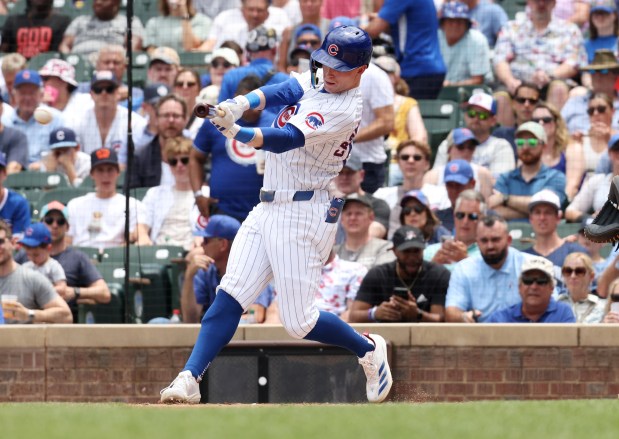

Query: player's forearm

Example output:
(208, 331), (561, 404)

(248, 78), (304, 110)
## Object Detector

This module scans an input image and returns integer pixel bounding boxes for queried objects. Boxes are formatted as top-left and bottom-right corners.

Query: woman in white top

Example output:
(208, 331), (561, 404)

(137, 136), (196, 249)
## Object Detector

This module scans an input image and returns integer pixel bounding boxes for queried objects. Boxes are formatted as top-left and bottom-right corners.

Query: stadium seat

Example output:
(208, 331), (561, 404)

(131, 0), (160, 24)
(508, 222), (535, 251)
(178, 51), (212, 74)
(556, 222), (581, 239)
(30, 186), (91, 218)
(77, 264), (125, 324)
(124, 186), (149, 201)
(27, 52), (62, 71)
(417, 99), (460, 162)
(74, 246), (103, 263)
(5, 171), (69, 191)
(438, 85), (494, 104)
(53, 0), (90, 19)
(63, 53), (94, 80)
(496, 0), (527, 20)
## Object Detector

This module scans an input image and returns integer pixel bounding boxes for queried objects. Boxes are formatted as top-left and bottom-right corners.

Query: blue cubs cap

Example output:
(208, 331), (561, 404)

(49, 127), (78, 149)
(200, 214), (241, 240)
(294, 23), (321, 42)
(19, 223), (52, 247)
(591, 0), (616, 13)
(400, 189), (429, 208)
(452, 127), (479, 146)
(444, 159), (474, 185)
(440, 1), (471, 23)
(609, 133), (619, 149)
(0, 152), (7, 168)
(311, 25), (372, 72)
(14, 69), (42, 88)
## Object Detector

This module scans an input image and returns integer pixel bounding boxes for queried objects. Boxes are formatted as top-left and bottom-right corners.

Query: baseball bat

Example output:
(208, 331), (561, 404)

(193, 103), (226, 119)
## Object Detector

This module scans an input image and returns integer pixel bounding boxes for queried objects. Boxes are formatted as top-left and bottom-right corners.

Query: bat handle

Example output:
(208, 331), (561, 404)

(193, 103), (226, 119)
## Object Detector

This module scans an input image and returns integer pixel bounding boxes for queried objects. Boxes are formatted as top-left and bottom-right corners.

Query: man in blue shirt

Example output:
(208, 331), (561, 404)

(488, 121), (567, 221)
(465, 0), (508, 48)
(485, 256), (576, 323)
(0, 152), (31, 237)
(446, 215), (532, 322)
(218, 25), (289, 102)
(364, 0), (446, 99)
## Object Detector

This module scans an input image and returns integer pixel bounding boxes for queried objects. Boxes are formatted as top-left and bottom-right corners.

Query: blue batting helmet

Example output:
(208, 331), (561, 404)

(311, 25), (372, 72)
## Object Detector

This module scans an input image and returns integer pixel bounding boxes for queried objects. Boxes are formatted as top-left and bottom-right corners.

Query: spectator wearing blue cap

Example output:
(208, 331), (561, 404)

(566, 132), (619, 222)
(67, 70), (149, 167)
(19, 222), (67, 299)
(399, 189), (451, 245)
(585, 0), (619, 63)
(424, 128), (495, 218)
(278, 22), (323, 71)
(40, 127), (91, 186)
(0, 152), (31, 237)
(424, 189), (485, 271)
(1, 69), (64, 166)
(438, 2), (492, 88)
(181, 214), (273, 323)
(432, 158), (478, 231)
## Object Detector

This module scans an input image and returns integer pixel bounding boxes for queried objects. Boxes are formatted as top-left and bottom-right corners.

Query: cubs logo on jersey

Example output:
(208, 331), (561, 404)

(305, 112), (324, 130)
(275, 104), (301, 128)
(225, 138), (257, 165)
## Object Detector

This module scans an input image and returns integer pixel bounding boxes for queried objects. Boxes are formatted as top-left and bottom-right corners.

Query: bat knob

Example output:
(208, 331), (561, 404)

(194, 103), (209, 119)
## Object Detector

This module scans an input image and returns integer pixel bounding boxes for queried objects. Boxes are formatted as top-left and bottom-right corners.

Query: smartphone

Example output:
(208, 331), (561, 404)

(611, 303), (619, 314)
(393, 287), (409, 298)
(441, 235), (453, 243)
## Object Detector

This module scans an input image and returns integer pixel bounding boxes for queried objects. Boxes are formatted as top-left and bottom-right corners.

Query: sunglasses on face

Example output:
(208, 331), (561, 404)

(588, 69), (610, 75)
(466, 109), (491, 120)
(514, 97), (539, 105)
(587, 105), (608, 116)
(402, 205), (426, 215)
(92, 84), (117, 94)
(532, 116), (554, 124)
(562, 267), (587, 277)
(455, 212), (479, 221)
(211, 60), (232, 69)
(169, 157), (190, 167)
(174, 81), (197, 88)
(455, 142), (476, 151)
(521, 276), (551, 286)
(516, 138), (540, 148)
(399, 153), (424, 162)
(44, 217), (67, 226)
(297, 39), (321, 46)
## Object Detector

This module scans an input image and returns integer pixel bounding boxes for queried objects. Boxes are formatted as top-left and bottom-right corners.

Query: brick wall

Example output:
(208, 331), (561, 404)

(1, 324), (618, 403)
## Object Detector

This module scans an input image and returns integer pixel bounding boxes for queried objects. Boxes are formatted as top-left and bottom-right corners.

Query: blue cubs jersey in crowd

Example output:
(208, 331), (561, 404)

(193, 110), (276, 221)
(0, 190), (30, 234)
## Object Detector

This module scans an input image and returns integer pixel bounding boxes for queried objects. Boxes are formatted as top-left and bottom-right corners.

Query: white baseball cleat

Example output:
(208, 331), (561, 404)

(358, 333), (393, 403)
(160, 370), (201, 404)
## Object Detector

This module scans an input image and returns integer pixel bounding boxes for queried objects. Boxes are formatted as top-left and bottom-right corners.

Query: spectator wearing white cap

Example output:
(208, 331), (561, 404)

(197, 47), (241, 107)
(438, 2), (492, 87)
(1, 69), (64, 166)
(485, 256), (575, 323)
(39, 58), (94, 123)
(143, 0), (212, 53)
(433, 93), (515, 177)
(40, 127), (91, 187)
(522, 189), (586, 287)
(198, 0), (291, 52)
(488, 122), (567, 221)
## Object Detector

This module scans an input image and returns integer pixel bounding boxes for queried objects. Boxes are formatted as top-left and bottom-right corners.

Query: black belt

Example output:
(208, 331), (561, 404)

(259, 190), (315, 202)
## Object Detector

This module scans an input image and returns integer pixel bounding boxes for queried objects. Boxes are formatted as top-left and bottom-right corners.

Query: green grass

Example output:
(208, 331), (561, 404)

(1, 400), (617, 439)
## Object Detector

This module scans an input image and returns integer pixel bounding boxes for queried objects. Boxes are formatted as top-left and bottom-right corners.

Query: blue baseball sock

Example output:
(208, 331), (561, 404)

(183, 290), (244, 379)
(304, 311), (374, 358)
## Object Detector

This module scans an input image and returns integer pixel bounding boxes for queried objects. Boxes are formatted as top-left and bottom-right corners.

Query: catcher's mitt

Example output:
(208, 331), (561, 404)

(584, 175), (619, 244)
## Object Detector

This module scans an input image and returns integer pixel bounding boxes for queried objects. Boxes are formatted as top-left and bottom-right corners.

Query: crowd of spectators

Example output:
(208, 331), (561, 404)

(3, 0), (619, 326)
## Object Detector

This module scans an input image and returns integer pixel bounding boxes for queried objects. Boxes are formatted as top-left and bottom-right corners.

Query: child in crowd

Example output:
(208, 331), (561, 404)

(19, 223), (67, 298)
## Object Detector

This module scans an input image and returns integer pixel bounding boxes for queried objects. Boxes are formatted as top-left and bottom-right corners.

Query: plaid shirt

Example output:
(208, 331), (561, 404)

(493, 16), (587, 82)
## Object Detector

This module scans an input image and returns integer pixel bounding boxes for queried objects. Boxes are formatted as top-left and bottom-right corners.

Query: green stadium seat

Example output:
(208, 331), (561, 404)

(77, 273), (125, 324)
(63, 53), (94, 81)
(178, 51), (212, 74)
(5, 171), (69, 191)
(131, 0), (160, 24)
(74, 246), (103, 263)
(417, 99), (460, 162)
(53, 0), (90, 19)
(30, 186), (91, 218)
(508, 222), (535, 251)
(27, 52), (62, 71)
(556, 222), (581, 239)
(496, 0), (527, 20)
(438, 85), (494, 104)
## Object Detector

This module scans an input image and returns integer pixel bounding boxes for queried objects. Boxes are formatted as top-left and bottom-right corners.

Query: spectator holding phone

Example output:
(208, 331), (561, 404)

(349, 225), (450, 323)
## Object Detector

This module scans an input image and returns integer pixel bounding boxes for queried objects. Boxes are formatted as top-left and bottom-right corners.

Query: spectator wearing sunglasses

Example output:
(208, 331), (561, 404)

(136, 137), (196, 249)
(446, 215), (532, 322)
(531, 102), (584, 201)
(39, 127), (91, 187)
(67, 71), (149, 167)
(488, 122), (567, 221)
(278, 23), (324, 72)
(424, 189), (485, 271)
(218, 26), (290, 102)
(561, 49), (619, 136)
(493, 83), (540, 151)
(197, 47), (241, 108)
(557, 252), (607, 323)
(37, 201), (111, 323)
(522, 190), (586, 289)
(565, 133), (619, 222)
(18, 223), (67, 300)
(433, 93), (515, 177)
(399, 190), (451, 245)
(424, 129), (495, 219)
(173, 69), (204, 139)
(485, 256), (575, 323)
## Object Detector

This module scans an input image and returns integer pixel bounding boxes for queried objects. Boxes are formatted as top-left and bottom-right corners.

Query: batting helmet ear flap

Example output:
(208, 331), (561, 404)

(310, 59), (322, 88)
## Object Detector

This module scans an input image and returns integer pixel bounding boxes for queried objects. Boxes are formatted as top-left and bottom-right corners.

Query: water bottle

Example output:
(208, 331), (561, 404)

(170, 309), (181, 323)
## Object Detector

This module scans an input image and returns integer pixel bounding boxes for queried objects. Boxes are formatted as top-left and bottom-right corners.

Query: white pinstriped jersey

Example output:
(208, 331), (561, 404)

(263, 70), (363, 191)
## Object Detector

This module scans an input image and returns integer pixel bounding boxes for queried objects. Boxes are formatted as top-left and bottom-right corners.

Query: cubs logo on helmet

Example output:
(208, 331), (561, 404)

(327, 44), (339, 56)
(305, 112), (324, 130)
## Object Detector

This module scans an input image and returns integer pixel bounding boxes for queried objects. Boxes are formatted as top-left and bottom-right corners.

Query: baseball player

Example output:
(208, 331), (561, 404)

(160, 26), (393, 404)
